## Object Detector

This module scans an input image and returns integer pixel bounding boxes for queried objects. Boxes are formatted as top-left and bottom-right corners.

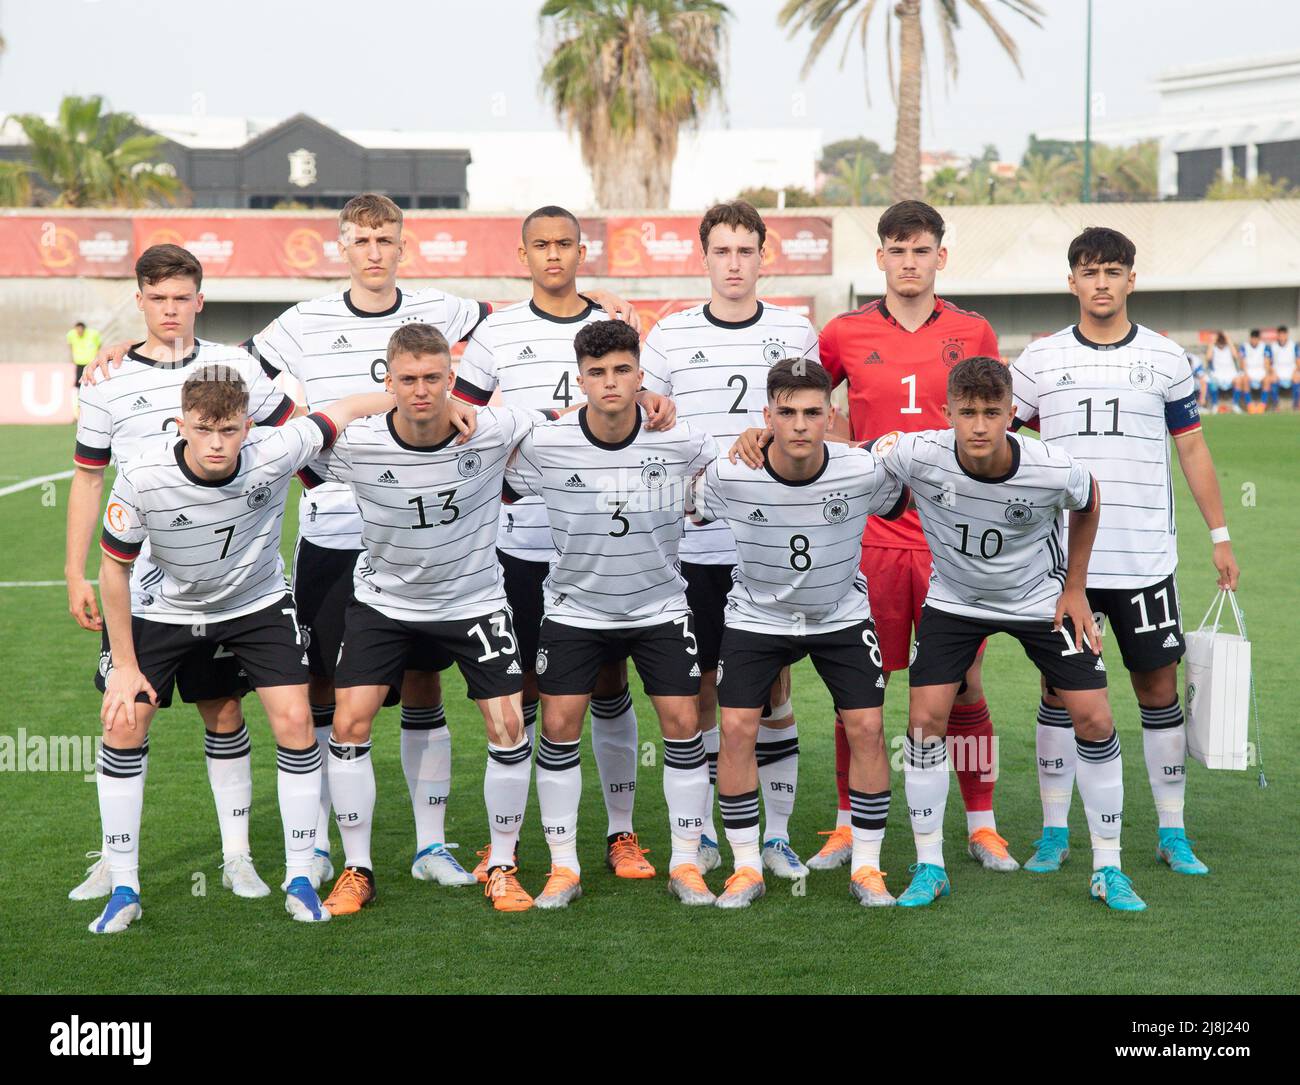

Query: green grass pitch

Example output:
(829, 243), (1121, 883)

(1, 417), (1295, 994)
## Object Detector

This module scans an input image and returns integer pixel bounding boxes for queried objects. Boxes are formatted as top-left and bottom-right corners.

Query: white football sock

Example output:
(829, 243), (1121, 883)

(903, 733), (948, 867)
(205, 725), (253, 860)
(590, 686), (638, 836)
(309, 704), (334, 853)
(327, 738), (375, 871)
(535, 736), (581, 873)
(400, 704), (450, 851)
(700, 724), (720, 840)
(277, 744), (323, 880)
(849, 788), (889, 870)
(1140, 701), (1187, 830)
(718, 789), (762, 873)
(662, 735), (709, 869)
(484, 735), (532, 870)
(1075, 731), (1124, 870)
(1036, 701), (1076, 828)
(756, 722), (798, 843)
(97, 743), (145, 892)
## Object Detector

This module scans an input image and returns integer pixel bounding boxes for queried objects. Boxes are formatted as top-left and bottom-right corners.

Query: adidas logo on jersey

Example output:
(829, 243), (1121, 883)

(170, 513), (192, 527)
(864, 350), (884, 365)
(565, 474), (585, 488)
(688, 350), (709, 365)
(689, 663), (701, 677)
(748, 508), (768, 523)
(1162, 632), (1180, 649)
(130, 395), (151, 411)
(331, 335), (351, 351)
(377, 470), (399, 484)
(1094, 657), (1106, 672)
(1056, 372), (1075, 386)
(517, 345), (537, 360)
(506, 660), (522, 675)
(875, 674), (885, 688)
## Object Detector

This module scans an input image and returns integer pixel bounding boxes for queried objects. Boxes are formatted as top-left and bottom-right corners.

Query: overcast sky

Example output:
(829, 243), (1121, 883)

(1, 0), (1295, 162)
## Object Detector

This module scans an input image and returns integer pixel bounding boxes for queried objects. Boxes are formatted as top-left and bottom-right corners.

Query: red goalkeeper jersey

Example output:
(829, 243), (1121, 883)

(820, 296), (1000, 550)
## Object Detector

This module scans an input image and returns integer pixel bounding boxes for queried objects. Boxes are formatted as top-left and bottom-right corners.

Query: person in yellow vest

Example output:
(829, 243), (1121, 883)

(68, 322), (103, 418)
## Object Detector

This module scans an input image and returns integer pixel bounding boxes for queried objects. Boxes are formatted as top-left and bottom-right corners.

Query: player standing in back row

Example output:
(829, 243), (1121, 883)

(1011, 227), (1240, 877)
(814, 201), (1015, 873)
(454, 205), (675, 882)
(639, 201), (820, 880)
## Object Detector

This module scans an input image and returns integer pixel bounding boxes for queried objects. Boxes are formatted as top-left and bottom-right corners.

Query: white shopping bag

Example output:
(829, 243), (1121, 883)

(1184, 590), (1251, 770)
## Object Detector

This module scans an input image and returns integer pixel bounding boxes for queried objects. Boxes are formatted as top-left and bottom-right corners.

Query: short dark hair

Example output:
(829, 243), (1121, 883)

(767, 357), (832, 403)
(182, 364), (248, 421)
(74, 321), (86, 329)
(387, 323), (450, 364)
(947, 356), (1011, 403)
(135, 244), (202, 290)
(1278, 325), (1289, 334)
(574, 319), (640, 368)
(522, 205), (581, 243)
(1249, 328), (1261, 337)
(1067, 226), (1136, 270)
(699, 200), (766, 251)
(877, 200), (945, 245)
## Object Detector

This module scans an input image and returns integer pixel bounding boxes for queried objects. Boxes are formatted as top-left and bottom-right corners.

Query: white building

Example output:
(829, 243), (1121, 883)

(1042, 52), (1300, 198)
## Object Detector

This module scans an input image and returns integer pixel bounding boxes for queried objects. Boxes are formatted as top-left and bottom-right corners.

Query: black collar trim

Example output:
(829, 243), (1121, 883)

(174, 439), (241, 488)
(344, 289), (403, 319)
(528, 298), (597, 324)
(129, 341), (200, 368)
(763, 444), (829, 487)
(1072, 322), (1137, 350)
(878, 299), (943, 329)
(579, 405), (641, 451)
(954, 433), (1020, 484)
(386, 409), (458, 452)
(703, 301), (763, 330)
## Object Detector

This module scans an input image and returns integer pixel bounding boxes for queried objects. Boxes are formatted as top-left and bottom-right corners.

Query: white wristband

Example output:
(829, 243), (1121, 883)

(1210, 526), (1230, 544)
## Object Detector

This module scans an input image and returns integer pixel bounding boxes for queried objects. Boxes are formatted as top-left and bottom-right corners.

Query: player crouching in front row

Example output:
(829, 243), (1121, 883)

(872, 357), (1145, 911)
(92, 366), (394, 932)
(692, 359), (910, 908)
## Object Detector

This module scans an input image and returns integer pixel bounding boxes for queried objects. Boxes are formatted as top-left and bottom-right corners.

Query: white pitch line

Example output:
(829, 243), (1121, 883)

(0, 470), (74, 498)
(0, 579), (93, 588)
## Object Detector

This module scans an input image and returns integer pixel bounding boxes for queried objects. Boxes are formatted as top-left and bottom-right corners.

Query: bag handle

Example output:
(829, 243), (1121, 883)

(1197, 588), (1231, 633)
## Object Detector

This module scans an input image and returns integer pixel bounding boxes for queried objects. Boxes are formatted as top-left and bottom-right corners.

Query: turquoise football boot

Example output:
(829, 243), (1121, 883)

(896, 862), (952, 908)
(1024, 826), (1070, 873)
(1089, 866), (1147, 912)
(1156, 828), (1209, 875)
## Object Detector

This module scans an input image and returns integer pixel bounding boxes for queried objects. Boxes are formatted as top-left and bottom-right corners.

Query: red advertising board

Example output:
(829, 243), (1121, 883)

(0, 215), (827, 278)
(604, 216), (831, 277)
(0, 217), (134, 277)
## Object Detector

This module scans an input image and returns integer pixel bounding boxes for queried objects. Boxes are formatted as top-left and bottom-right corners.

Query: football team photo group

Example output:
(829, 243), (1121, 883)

(70, 194), (1242, 935)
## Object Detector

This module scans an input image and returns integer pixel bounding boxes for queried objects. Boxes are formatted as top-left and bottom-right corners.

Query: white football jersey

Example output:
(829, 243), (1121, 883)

(1208, 345), (1237, 381)
(876, 430), (1095, 623)
(639, 302), (819, 565)
(504, 408), (716, 629)
(1241, 341), (1268, 378)
(307, 405), (536, 623)
(454, 298), (609, 563)
(101, 415), (336, 624)
(74, 339), (295, 609)
(1271, 339), (1298, 381)
(252, 287), (487, 550)
(1011, 323), (1201, 590)
(692, 443), (907, 635)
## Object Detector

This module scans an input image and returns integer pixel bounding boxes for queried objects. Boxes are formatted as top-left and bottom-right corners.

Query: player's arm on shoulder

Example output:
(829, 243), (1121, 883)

(292, 392), (392, 470)
(864, 450), (911, 521)
(1008, 348), (1039, 432)
(452, 322), (498, 405)
(503, 431), (541, 503)
(244, 354), (297, 427)
(583, 289), (640, 333)
(636, 387), (676, 431)
(80, 338), (135, 385)
(688, 459), (723, 525)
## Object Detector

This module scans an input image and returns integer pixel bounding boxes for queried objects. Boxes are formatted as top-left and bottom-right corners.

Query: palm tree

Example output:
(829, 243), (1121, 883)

(9, 95), (181, 208)
(0, 161), (32, 206)
(539, 0), (729, 209)
(1015, 151), (1075, 203)
(822, 151), (881, 205)
(778, 0), (1045, 203)
(1089, 140), (1157, 202)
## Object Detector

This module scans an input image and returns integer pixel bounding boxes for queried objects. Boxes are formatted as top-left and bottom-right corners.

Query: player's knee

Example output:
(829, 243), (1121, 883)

(841, 712), (884, 749)
(719, 711), (759, 748)
(197, 696), (243, 734)
(1131, 664), (1177, 705)
(1070, 705), (1113, 742)
(401, 669), (441, 706)
(329, 711), (373, 745)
